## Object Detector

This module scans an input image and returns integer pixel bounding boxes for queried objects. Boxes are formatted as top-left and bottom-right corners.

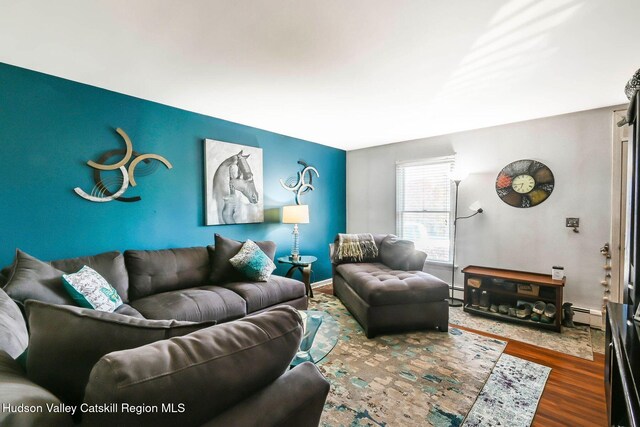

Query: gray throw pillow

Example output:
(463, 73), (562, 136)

(3, 250), (73, 306)
(380, 235), (417, 271)
(25, 300), (217, 407)
(208, 234), (277, 284)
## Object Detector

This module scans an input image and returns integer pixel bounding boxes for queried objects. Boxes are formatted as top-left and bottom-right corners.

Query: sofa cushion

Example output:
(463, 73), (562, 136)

(335, 263), (448, 305)
(3, 250), (73, 306)
(223, 276), (306, 313)
(25, 300), (217, 407)
(0, 288), (28, 359)
(0, 351), (73, 427)
(131, 286), (247, 323)
(229, 240), (276, 281)
(83, 306), (303, 427)
(62, 266), (123, 312)
(380, 235), (418, 271)
(208, 234), (276, 284)
(50, 251), (129, 303)
(125, 246), (210, 300)
(114, 303), (145, 318)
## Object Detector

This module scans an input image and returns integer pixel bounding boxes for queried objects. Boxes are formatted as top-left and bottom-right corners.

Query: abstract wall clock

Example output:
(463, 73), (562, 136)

(495, 159), (554, 208)
(74, 128), (172, 203)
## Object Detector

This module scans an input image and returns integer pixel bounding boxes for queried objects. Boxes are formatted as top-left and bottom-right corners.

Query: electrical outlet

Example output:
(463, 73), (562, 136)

(566, 218), (579, 228)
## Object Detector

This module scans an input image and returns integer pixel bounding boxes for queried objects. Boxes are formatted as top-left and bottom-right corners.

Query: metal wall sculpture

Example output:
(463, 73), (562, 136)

(74, 128), (172, 202)
(204, 139), (264, 225)
(279, 160), (319, 205)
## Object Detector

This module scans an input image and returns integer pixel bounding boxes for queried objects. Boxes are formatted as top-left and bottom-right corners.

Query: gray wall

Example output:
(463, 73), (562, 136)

(347, 106), (619, 311)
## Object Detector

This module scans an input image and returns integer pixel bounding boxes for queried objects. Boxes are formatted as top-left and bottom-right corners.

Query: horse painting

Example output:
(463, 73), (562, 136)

(205, 140), (264, 225)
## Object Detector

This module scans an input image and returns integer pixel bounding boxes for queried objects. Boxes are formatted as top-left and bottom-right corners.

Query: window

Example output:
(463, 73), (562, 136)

(396, 156), (454, 262)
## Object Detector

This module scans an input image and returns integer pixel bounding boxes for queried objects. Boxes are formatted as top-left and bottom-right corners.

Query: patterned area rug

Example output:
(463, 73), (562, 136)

(449, 306), (596, 360)
(310, 294), (507, 426)
(462, 354), (551, 427)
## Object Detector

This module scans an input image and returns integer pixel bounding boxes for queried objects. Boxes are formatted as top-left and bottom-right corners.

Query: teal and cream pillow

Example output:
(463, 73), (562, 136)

(229, 240), (276, 281)
(62, 266), (123, 312)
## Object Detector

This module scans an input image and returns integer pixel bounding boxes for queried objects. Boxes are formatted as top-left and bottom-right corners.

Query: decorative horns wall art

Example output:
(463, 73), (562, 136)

(74, 128), (173, 203)
(280, 160), (319, 205)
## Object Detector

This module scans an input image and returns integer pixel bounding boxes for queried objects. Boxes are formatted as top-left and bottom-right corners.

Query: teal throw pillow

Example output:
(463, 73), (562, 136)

(229, 240), (276, 281)
(62, 265), (123, 312)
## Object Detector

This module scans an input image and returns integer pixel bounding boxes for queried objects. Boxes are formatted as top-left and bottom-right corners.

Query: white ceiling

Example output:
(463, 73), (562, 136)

(1, 0), (638, 151)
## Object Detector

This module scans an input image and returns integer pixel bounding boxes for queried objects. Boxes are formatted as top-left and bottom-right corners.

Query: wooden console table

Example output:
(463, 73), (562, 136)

(461, 265), (565, 332)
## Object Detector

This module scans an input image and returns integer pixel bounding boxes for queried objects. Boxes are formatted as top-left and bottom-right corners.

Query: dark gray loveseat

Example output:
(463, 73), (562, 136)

(332, 234), (449, 338)
(0, 235), (329, 426)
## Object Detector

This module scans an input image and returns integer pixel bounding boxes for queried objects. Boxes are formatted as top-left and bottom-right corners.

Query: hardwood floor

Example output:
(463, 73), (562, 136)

(314, 284), (607, 426)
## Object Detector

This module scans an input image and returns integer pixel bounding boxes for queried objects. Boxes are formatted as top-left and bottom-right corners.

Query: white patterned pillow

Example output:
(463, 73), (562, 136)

(229, 240), (276, 281)
(62, 266), (123, 312)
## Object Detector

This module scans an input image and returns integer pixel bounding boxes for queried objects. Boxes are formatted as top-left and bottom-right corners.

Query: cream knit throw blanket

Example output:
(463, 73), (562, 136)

(335, 233), (378, 262)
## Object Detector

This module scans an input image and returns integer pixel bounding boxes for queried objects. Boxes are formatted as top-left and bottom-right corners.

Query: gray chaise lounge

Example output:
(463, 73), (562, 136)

(331, 234), (449, 338)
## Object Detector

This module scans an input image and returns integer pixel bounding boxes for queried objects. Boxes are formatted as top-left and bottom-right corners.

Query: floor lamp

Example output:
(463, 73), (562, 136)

(448, 175), (483, 307)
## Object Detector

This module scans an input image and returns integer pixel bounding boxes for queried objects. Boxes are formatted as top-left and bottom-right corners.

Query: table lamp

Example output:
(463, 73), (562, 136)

(282, 205), (309, 260)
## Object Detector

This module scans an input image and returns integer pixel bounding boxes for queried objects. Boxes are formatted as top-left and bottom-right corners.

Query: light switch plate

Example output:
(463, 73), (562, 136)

(566, 218), (579, 228)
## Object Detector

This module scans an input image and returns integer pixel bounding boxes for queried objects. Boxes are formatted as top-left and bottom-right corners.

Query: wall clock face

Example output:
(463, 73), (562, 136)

(496, 159), (554, 208)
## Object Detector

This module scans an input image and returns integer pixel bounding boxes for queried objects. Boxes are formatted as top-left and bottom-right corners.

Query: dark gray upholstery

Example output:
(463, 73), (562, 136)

(335, 263), (448, 305)
(132, 286), (247, 322)
(25, 300), (216, 407)
(0, 288), (27, 359)
(204, 362), (330, 427)
(3, 249), (132, 305)
(3, 250), (73, 306)
(114, 303), (145, 318)
(125, 246), (211, 300)
(224, 275), (306, 313)
(332, 234), (448, 338)
(208, 234), (277, 284)
(83, 306), (306, 426)
(0, 351), (73, 427)
(379, 235), (427, 271)
(0, 241), (325, 426)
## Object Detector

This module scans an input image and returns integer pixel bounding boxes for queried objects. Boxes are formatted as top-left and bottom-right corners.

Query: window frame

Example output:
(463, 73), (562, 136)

(396, 155), (455, 264)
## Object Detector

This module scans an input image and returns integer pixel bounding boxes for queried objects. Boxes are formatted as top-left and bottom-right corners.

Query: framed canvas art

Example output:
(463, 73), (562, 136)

(204, 139), (264, 225)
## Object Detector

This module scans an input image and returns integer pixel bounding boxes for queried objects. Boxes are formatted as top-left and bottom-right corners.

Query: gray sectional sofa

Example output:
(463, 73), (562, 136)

(0, 235), (330, 426)
(332, 234), (450, 338)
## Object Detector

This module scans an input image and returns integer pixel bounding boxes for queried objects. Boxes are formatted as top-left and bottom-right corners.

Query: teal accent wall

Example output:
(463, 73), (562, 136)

(0, 62), (346, 281)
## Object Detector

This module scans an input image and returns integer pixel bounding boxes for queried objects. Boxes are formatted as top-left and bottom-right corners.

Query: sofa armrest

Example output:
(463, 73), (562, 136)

(203, 362), (330, 427)
(408, 249), (428, 271)
(83, 306), (303, 427)
(0, 351), (74, 427)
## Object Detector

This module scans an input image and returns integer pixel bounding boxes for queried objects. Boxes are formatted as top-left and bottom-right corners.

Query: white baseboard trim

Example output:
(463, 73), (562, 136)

(311, 279), (332, 288)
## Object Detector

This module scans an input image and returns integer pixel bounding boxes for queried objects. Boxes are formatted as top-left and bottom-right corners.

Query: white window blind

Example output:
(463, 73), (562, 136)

(396, 156), (454, 262)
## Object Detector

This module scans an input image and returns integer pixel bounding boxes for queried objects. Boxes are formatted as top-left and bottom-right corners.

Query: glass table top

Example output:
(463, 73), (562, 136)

(277, 255), (317, 266)
(291, 310), (339, 366)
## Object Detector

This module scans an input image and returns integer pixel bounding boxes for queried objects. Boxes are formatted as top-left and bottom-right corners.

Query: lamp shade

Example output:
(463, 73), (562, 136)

(469, 201), (482, 212)
(449, 169), (468, 182)
(282, 205), (309, 224)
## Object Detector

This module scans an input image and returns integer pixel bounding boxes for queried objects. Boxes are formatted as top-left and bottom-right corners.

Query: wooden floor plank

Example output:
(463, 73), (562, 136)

(314, 284), (607, 426)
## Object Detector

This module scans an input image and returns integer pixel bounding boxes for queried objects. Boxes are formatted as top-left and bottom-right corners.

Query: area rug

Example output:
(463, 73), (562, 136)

(449, 306), (596, 360)
(309, 294), (507, 426)
(462, 354), (551, 427)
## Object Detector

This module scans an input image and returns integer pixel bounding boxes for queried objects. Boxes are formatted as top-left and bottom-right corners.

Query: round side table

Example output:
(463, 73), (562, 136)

(277, 256), (317, 297)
